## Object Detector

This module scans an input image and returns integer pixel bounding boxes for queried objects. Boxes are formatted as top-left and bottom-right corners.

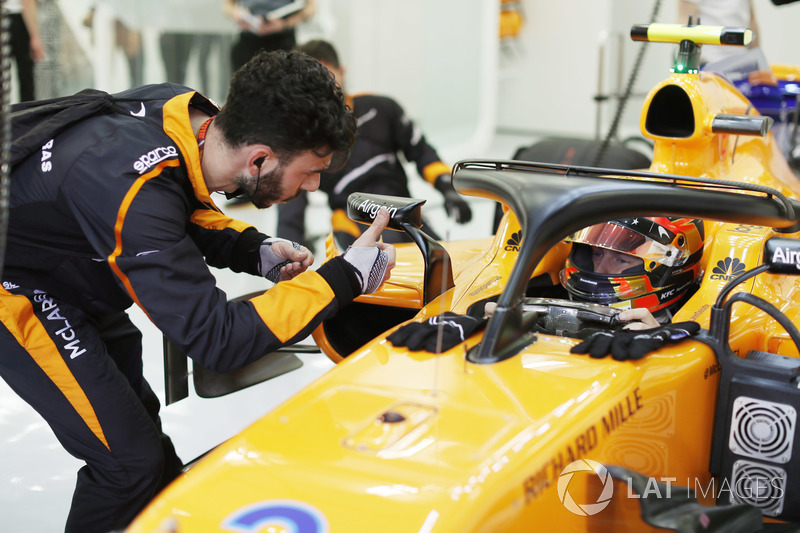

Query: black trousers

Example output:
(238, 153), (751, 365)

(231, 29), (296, 72)
(0, 286), (182, 532)
(9, 13), (35, 102)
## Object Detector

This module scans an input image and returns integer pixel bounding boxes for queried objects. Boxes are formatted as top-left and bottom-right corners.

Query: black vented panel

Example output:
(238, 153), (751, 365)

(714, 371), (800, 521)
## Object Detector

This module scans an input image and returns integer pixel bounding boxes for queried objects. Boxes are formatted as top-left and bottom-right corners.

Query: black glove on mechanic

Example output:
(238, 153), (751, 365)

(434, 175), (472, 224)
(570, 321), (701, 361)
(387, 312), (487, 352)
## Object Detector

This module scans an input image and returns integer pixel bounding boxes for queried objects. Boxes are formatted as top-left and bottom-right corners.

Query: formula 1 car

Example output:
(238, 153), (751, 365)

(128, 24), (800, 532)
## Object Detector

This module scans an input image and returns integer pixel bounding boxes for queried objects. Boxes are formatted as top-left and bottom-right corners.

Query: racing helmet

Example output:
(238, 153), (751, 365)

(561, 217), (704, 317)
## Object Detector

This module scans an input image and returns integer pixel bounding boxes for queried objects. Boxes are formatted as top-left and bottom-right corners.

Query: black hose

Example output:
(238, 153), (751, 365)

(593, 0), (663, 167)
(0, 10), (11, 281)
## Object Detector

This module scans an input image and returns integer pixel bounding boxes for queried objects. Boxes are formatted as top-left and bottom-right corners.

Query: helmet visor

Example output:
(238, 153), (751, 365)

(568, 223), (682, 268)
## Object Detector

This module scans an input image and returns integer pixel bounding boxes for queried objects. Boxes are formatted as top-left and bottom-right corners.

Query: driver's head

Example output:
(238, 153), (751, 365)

(561, 217), (704, 318)
(590, 247), (643, 274)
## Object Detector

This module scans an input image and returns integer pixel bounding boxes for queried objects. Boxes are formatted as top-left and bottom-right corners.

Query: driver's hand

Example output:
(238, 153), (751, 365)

(618, 308), (660, 330)
(485, 302), (660, 330)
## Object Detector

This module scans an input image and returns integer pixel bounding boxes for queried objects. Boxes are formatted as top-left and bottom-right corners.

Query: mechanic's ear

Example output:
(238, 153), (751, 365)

(250, 146), (274, 174)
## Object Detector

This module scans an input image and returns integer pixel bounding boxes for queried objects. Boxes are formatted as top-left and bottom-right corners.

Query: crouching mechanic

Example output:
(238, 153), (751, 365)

(0, 50), (394, 533)
(276, 39), (471, 249)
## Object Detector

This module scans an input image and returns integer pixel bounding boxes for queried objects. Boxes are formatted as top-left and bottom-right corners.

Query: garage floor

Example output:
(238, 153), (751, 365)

(0, 132), (540, 532)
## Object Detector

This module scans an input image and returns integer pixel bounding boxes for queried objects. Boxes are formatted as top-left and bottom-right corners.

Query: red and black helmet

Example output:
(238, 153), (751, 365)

(560, 217), (704, 317)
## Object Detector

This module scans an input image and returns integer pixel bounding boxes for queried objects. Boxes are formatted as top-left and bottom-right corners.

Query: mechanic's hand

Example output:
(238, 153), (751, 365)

(259, 238), (314, 283)
(435, 175), (472, 224)
(618, 308), (660, 330)
(342, 208), (396, 294)
(30, 36), (45, 62)
(387, 312), (488, 352)
(748, 69), (778, 87)
(570, 321), (700, 361)
(253, 17), (286, 36)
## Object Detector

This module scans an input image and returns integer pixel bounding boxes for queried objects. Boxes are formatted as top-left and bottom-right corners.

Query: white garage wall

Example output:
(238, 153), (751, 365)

(754, 0), (800, 66)
(322, 0), (498, 160)
(52, 0), (800, 158)
(495, 0), (679, 142)
(493, 0), (800, 143)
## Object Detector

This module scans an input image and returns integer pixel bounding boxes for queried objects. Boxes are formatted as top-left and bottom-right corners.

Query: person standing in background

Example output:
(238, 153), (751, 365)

(5, 0), (45, 102)
(160, 32), (225, 98)
(677, 0), (760, 64)
(223, 0), (316, 72)
(82, 4), (145, 88)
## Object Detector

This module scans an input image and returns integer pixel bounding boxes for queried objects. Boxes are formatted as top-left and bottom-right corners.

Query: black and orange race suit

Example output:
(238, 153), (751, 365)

(0, 83), (358, 532)
(277, 93), (450, 245)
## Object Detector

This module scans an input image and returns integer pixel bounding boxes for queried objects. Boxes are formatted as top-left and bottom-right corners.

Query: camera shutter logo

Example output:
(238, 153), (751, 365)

(557, 459), (614, 516)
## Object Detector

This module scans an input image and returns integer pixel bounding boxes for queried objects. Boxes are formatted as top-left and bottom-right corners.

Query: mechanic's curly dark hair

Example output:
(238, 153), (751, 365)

(215, 49), (355, 169)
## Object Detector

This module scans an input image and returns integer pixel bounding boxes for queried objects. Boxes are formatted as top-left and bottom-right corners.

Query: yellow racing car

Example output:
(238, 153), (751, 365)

(128, 23), (800, 532)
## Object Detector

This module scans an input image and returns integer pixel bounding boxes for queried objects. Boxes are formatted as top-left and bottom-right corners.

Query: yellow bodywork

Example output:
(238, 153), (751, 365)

(128, 46), (800, 533)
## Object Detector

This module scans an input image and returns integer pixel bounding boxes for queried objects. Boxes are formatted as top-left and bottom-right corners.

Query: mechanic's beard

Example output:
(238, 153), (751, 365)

(235, 164), (295, 208)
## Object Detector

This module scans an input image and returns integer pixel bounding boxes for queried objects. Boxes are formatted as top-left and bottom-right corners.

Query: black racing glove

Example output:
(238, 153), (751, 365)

(434, 175), (472, 224)
(387, 312), (487, 352)
(570, 321), (701, 361)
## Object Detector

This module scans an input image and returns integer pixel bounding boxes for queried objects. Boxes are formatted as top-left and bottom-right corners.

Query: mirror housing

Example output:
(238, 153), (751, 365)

(346, 192), (424, 232)
(346, 192), (454, 305)
(764, 237), (800, 274)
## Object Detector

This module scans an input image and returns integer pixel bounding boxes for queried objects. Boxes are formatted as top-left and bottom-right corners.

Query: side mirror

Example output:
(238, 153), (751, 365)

(346, 192), (454, 305)
(346, 192), (424, 231)
(764, 237), (800, 274)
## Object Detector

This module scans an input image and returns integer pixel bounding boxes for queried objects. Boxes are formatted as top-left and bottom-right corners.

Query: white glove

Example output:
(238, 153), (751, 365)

(342, 245), (390, 294)
(259, 238), (308, 283)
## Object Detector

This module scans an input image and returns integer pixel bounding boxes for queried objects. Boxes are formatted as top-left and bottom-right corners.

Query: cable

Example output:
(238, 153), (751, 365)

(0, 10), (11, 281)
(592, 0), (663, 167)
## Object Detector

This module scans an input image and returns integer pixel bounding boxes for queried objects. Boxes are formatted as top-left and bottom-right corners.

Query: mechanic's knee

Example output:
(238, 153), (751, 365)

(129, 447), (167, 494)
(107, 435), (168, 500)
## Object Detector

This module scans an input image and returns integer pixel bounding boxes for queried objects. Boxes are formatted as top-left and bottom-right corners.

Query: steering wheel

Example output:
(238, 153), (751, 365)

(521, 297), (623, 339)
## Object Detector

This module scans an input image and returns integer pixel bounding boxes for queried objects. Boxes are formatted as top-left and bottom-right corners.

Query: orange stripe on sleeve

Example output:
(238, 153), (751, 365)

(0, 289), (110, 450)
(190, 209), (253, 233)
(107, 159), (182, 318)
(249, 271), (336, 343)
(422, 161), (451, 185)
